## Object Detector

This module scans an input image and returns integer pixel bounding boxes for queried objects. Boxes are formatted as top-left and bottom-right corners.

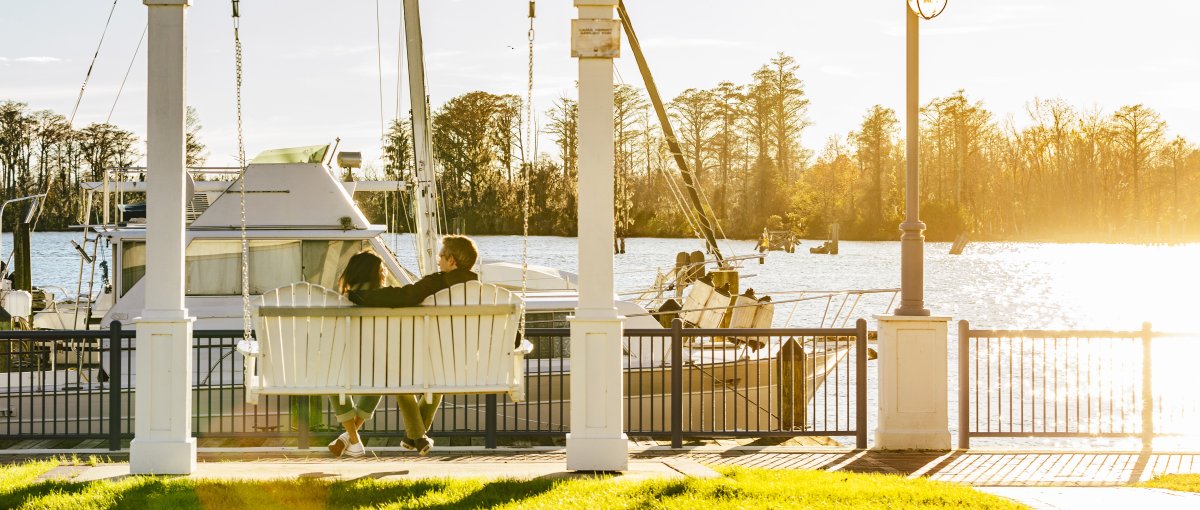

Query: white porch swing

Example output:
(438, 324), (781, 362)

(232, 0), (536, 406)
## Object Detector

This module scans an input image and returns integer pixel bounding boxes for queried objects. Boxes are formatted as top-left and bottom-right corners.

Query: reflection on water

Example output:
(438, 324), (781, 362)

(9, 233), (1200, 447)
(15, 233), (1199, 332)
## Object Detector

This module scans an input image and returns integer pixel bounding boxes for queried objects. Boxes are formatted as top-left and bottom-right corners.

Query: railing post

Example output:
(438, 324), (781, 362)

(958, 320), (969, 450)
(670, 318), (683, 449)
(297, 396), (310, 450)
(1141, 322), (1153, 448)
(108, 321), (123, 452)
(855, 318), (867, 449)
(485, 394), (498, 449)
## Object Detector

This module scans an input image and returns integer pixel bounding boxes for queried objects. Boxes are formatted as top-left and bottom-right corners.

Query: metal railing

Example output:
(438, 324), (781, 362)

(1, 319), (867, 450)
(958, 320), (1198, 448)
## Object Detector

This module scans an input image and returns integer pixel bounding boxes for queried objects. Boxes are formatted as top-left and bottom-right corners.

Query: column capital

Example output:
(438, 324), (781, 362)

(144, 0), (191, 6)
(574, 0), (618, 6)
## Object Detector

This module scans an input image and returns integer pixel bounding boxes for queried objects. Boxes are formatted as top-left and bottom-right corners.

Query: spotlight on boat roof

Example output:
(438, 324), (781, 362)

(337, 152), (362, 169)
(907, 0), (948, 20)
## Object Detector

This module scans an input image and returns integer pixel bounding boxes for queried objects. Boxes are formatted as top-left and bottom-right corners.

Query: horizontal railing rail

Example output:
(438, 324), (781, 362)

(958, 320), (1197, 449)
(1, 319), (868, 451)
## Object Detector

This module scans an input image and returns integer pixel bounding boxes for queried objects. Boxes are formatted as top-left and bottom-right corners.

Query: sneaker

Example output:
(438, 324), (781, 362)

(328, 432), (350, 457)
(416, 436), (434, 456)
(400, 437), (418, 451)
(344, 439), (366, 458)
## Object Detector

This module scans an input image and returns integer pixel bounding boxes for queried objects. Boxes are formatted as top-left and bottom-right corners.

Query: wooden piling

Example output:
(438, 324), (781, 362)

(777, 338), (807, 430)
(13, 223), (31, 292)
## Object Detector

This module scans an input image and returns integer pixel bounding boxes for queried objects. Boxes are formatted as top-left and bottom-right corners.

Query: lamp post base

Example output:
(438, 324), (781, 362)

(874, 314), (951, 451)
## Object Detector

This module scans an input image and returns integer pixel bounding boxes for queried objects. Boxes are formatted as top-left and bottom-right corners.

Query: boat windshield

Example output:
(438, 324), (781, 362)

(120, 239), (401, 296)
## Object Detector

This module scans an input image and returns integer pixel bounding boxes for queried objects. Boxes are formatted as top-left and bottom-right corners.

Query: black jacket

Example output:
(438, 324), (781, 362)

(347, 268), (478, 307)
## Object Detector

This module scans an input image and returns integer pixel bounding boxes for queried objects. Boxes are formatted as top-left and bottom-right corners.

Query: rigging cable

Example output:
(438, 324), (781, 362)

(26, 0), (122, 236)
(107, 25), (147, 124)
(616, 0), (724, 263)
(232, 0), (252, 346)
(68, 0), (119, 127)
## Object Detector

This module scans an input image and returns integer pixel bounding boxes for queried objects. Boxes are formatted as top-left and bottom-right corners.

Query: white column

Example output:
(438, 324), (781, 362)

(874, 315), (951, 450)
(131, 0), (196, 475)
(568, 0), (627, 471)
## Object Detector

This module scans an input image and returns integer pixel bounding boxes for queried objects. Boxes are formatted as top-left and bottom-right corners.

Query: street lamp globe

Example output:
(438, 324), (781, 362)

(908, 0), (948, 20)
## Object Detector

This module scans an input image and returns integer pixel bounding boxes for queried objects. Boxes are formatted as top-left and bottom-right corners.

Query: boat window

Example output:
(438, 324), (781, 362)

(249, 240), (303, 293)
(186, 240), (306, 295)
(120, 241), (146, 296)
(121, 239), (399, 297)
(186, 241), (242, 295)
(301, 240), (364, 289)
(300, 240), (401, 289)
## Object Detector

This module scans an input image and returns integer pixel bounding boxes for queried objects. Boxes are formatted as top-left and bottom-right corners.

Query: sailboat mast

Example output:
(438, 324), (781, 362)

(402, 0), (441, 275)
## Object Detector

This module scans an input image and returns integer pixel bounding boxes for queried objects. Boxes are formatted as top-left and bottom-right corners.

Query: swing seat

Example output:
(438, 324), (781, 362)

(237, 281), (533, 405)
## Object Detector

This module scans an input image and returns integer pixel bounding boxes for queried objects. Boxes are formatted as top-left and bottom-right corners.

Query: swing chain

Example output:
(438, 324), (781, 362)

(233, 0), (251, 344)
(519, 1), (534, 336)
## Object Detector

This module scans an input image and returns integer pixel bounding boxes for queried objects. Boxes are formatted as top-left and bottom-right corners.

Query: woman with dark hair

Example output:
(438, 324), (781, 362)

(326, 251), (385, 457)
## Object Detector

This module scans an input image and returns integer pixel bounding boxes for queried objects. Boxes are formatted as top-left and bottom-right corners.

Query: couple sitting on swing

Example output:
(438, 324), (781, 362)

(326, 235), (480, 458)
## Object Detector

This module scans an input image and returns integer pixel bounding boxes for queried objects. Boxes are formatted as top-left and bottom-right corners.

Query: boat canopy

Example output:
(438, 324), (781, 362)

(250, 145), (329, 165)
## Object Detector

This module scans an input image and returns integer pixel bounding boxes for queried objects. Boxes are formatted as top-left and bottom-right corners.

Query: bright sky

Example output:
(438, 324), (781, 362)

(2, 0), (1198, 168)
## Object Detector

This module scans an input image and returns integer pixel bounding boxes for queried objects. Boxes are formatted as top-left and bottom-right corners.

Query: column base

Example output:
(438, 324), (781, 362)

(566, 434), (629, 471)
(129, 437), (197, 474)
(875, 428), (951, 450)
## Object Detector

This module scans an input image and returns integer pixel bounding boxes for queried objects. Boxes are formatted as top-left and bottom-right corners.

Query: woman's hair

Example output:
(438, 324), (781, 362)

(338, 251), (384, 294)
(441, 235), (478, 269)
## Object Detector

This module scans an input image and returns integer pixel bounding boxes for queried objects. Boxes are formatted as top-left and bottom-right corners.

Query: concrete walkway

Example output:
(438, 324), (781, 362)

(5, 447), (1199, 486)
(978, 487), (1200, 510)
(9, 447), (1200, 509)
(36, 457), (720, 484)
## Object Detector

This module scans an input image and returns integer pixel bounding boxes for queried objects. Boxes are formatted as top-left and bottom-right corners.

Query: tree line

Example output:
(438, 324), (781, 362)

(5, 51), (1200, 242)
(0, 101), (204, 231)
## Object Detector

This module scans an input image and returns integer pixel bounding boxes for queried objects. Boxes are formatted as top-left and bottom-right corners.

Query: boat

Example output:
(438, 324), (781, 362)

(0, 144), (863, 436)
(756, 229), (798, 253)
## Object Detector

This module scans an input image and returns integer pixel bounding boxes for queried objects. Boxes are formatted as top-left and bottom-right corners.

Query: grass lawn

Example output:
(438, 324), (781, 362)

(1140, 474), (1200, 493)
(0, 458), (1025, 509)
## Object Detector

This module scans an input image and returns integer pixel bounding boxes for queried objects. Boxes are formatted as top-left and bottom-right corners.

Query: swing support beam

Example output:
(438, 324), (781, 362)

(568, 0), (628, 472)
(132, 0), (197, 475)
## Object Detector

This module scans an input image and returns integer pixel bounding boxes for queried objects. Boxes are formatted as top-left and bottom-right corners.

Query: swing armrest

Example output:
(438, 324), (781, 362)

(235, 339), (259, 357)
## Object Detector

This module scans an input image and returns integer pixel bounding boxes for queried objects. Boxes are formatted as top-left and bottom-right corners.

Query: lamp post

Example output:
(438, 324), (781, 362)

(873, 0), (952, 451)
(896, 0), (947, 316)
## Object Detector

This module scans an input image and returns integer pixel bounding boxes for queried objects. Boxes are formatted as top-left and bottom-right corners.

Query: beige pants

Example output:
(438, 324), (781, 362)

(397, 394), (441, 439)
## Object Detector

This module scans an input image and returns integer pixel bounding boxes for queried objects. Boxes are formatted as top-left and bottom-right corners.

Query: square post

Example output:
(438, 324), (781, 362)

(875, 315), (951, 450)
(131, 0), (196, 475)
(568, 0), (627, 472)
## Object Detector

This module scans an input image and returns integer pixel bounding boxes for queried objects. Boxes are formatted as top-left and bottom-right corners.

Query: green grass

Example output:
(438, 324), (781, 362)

(1139, 474), (1200, 493)
(1, 459), (1025, 509)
